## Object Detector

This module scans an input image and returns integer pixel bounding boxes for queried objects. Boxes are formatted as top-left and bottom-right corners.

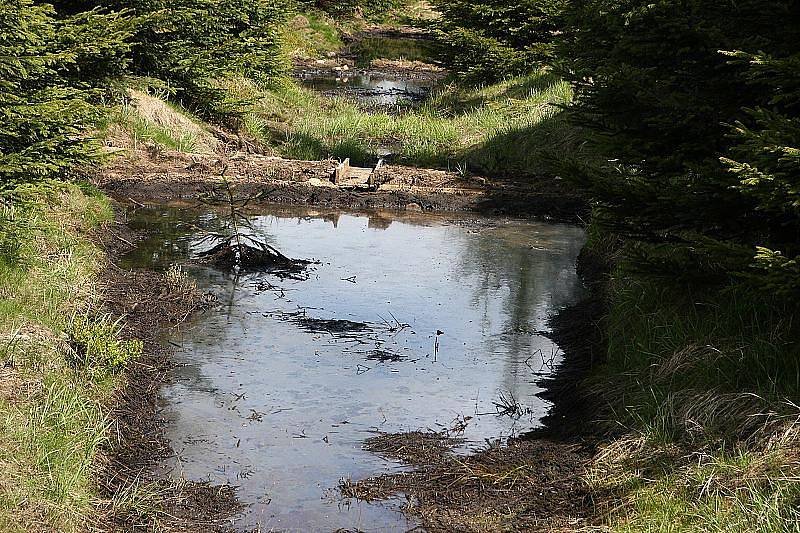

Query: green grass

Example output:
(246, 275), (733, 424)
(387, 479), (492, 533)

(0, 182), (147, 531)
(228, 70), (578, 176)
(583, 253), (800, 532)
(109, 101), (199, 153)
(591, 441), (800, 533)
(282, 10), (345, 60)
(596, 272), (799, 442)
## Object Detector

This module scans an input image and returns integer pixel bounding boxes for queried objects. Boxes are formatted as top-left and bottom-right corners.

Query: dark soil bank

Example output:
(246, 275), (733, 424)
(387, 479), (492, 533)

(96, 150), (587, 222)
(95, 216), (242, 532)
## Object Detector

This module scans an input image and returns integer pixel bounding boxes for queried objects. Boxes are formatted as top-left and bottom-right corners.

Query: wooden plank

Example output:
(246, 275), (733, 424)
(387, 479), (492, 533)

(333, 158), (350, 185)
(368, 158), (384, 187)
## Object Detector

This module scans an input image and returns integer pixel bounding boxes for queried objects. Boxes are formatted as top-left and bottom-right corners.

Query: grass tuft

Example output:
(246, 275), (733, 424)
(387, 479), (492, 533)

(584, 260), (800, 532)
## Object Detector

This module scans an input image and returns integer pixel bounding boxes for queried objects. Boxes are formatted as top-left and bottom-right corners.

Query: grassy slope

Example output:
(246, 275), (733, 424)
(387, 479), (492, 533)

(583, 244), (800, 531)
(0, 183), (145, 531)
(241, 3), (579, 177)
(282, 10), (344, 60)
(228, 72), (576, 176)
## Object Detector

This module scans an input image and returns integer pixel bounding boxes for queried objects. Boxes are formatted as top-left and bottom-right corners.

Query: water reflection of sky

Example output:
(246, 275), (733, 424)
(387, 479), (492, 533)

(124, 206), (586, 532)
(297, 74), (432, 106)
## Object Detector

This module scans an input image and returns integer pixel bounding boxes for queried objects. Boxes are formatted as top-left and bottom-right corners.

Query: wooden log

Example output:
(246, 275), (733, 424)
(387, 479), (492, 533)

(368, 158), (384, 188)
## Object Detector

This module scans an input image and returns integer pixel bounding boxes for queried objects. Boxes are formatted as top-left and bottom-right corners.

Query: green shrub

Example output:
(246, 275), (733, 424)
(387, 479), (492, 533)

(120, 0), (290, 121)
(302, 0), (401, 20)
(0, 0), (132, 188)
(66, 314), (142, 372)
(721, 51), (800, 298)
(556, 0), (800, 296)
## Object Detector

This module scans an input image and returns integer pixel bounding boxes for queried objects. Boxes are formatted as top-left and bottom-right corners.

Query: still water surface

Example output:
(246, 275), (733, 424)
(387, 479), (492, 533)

(296, 36), (441, 107)
(124, 206), (586, 532)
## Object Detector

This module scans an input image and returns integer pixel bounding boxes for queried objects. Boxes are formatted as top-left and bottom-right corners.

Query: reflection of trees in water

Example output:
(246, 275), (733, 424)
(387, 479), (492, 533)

(124, 206), (296, 269)
(122, 206), (225, 269)
(454, 224), (585, 401)
(129, 206), (586, 416)
(123, 206), (279, 398)
(166, 268), (263, 403)
(368, 214), (393, 230)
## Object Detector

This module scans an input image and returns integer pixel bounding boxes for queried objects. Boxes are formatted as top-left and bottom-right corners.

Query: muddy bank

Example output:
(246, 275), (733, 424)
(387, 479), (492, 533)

(94, 215), (242, 532)
(95, 150), (586, 221)
(293, 56), (445, 83)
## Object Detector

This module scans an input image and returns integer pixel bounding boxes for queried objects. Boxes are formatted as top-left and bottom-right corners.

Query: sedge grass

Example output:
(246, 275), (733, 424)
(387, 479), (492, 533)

(584, 257), (800, 532)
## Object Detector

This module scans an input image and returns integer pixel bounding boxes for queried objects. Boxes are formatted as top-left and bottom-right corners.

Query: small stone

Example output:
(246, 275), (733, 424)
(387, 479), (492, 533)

(406, 202), (422, 212)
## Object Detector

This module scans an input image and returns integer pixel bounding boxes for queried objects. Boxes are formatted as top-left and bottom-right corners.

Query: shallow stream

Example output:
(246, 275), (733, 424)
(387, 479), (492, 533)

(123, 205), (586, 531)
(296, 36), (442, 108)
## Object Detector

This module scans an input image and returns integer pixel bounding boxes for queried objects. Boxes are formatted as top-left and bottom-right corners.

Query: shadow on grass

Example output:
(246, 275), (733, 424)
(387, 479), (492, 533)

(428, 71), (564, 117)
(464, 111), (591, 220)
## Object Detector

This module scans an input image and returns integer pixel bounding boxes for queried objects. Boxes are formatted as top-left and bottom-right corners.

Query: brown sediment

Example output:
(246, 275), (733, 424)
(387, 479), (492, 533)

(350, 25), (437, 41)
(292, 56), (446, 83)
(93, 215), (242, 532)
(94, 149), (586, 222)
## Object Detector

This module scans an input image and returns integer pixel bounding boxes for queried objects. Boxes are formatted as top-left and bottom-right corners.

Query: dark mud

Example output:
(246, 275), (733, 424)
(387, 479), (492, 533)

(94, 213), (242, 532)
(96, 150), (586, 222)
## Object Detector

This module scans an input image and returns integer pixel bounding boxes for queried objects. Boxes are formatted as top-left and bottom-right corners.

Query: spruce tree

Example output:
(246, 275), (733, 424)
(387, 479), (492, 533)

(555, 0), (800, 286)
(0, 0), (95, 186)
(432, 0), (567, 81)
(115, 0), (289, 120)
(721, 51), (800, 296)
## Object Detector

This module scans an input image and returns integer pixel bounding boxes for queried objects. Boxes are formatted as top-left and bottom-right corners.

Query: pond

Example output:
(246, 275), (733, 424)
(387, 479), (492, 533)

(349, 36), (440, 67)
(296, 36), (443, 108)
(123, 205), (586, 532)
(297, 73), (432, 107)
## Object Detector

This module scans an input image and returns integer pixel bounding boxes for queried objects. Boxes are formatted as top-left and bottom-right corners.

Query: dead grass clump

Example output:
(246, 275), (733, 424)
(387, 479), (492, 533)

(0, 368), (26, 405)
(674, 389), (792, 443)
(585, 417), (800, 531)
(127, 90), (219, 154)
(341, 432), (592, 532)
(651, 343), (724, 381)
(363, 431), (463, 464)
(100, 264), (214, 338)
